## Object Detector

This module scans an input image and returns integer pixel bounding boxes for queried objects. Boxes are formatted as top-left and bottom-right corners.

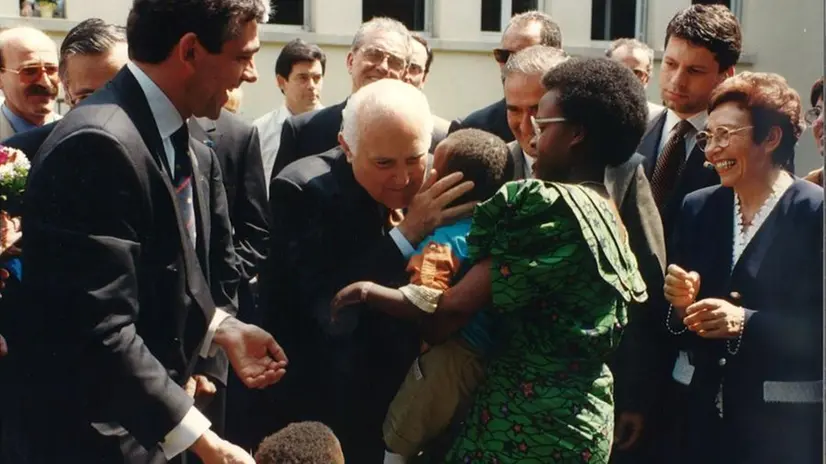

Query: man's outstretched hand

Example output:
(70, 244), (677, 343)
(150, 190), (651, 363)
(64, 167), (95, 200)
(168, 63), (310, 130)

(214, 317), (288, 389)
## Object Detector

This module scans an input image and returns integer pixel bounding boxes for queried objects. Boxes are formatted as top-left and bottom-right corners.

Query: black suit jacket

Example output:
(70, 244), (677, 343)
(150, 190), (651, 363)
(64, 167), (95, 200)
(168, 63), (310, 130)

(637, 110), (719, 240)
(7, 67), (221, 463)
(270, 99), (446, 180)
(257, 147), (419, 462)
(190, 112), (270, 285)
(666, 180), (822, 464)
(1, 122), (56, 163)
(450, 98), (514, 143)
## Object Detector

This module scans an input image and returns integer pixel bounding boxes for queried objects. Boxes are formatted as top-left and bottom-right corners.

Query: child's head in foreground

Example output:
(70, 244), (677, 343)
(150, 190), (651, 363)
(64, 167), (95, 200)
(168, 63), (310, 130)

(254, 421), (344, 464)
(433, 128), (512, 207)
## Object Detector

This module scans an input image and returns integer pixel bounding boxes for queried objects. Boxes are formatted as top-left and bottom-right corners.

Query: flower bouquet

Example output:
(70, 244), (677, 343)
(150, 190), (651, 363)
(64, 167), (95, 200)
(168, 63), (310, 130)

(0, 145), (29, 260)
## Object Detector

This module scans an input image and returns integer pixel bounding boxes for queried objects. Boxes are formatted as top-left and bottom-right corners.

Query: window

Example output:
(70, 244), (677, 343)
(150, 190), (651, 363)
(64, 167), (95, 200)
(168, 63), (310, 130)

(481, 0), (540, 32)
(363, 0), (428, 32)
(20, 0), (66, 19)
(268, 0), (304, 26)
(590, 0), (638, 41)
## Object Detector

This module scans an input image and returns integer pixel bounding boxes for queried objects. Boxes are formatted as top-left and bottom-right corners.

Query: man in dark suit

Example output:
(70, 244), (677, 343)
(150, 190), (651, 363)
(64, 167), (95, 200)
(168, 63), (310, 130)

(257, 79), (475, 463)
(189, 110), (270, 443)
(271, 17), (445, 179)
(637, 4), (742, 241)
(2, 2), (287, 463)
(450, 10), (562, 142)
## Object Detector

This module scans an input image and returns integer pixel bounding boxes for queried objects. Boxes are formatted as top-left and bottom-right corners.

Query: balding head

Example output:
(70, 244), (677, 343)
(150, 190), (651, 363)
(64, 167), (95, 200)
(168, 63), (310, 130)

(0, 27), (59, 126)
(339, 78), (433, 209)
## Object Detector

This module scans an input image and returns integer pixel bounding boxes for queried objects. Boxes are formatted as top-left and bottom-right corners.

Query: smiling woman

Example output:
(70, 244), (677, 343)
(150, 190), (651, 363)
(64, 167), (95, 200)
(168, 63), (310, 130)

(662, 71), (823, 464)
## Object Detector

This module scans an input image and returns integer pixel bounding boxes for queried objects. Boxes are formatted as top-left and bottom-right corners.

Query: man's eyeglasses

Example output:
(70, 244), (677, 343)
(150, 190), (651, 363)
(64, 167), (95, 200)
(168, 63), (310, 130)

(631, 69), (649, 80)
(359, 47), (407, 73)
(407, 62), (425, 76)
(530, 116), (568, 137)
(493, 48), (515, 65)
(0, 62), (59, 84)
(695, 126), (753, 152)
(805, 106), (822, 124)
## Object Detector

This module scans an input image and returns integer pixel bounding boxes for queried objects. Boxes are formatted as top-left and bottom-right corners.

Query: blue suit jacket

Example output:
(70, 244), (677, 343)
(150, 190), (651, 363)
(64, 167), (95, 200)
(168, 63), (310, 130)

(667, 179), (823, 464)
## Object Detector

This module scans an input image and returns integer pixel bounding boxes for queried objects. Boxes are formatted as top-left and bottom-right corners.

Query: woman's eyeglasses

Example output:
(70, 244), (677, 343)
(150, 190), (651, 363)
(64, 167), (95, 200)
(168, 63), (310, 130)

(804, 106), (822, 124)
(1, 62), (59, 84)
(695, 126), (753, 152)
(530, 116), (568, 137)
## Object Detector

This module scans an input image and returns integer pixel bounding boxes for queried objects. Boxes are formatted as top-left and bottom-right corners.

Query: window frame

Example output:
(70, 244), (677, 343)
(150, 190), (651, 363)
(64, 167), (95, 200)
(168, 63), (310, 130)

(481, 0), (546, 36)
(589, 0), (648, 43)
(261, 0), (310, 32)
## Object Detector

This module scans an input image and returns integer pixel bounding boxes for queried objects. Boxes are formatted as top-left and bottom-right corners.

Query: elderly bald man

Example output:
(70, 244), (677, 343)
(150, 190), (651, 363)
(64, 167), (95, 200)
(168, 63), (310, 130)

(256, 78), (474, 462)
(0, 27), (61, 139)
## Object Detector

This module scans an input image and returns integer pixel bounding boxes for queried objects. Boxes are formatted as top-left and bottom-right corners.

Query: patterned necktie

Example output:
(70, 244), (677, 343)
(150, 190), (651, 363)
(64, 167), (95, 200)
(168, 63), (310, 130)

(171, 125), (197, 247)
(650, 119), (693, 208)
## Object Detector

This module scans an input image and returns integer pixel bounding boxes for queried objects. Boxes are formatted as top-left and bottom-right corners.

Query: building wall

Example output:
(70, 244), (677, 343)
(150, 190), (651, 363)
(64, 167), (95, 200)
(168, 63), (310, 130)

(0, 0), (821, 173)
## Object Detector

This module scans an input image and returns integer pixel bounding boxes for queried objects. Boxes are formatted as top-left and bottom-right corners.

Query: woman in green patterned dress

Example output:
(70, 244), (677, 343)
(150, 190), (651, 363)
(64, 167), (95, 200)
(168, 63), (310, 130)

(433, 58), (650, 463)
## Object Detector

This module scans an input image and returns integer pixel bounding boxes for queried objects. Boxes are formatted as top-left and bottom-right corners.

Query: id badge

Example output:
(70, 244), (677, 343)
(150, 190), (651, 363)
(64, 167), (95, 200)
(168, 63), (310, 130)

(672, 351), (695, 386)
(412, 357), (424, 381)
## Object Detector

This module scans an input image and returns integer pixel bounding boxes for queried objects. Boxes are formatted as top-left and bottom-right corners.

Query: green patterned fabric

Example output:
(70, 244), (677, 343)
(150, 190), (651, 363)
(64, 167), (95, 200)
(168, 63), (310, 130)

(444, 180), (647, 464)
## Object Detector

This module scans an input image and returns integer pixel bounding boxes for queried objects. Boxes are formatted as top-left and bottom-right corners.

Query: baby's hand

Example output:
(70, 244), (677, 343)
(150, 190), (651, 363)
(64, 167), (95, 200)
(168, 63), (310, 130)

(331, 282), (373, 320)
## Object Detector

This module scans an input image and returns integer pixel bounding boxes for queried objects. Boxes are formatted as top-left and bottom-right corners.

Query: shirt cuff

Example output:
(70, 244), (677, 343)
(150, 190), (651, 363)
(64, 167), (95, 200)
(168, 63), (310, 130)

(159, 406), (212, 460)
(390, 227), (415, 259)
(200, 308), (231, 358)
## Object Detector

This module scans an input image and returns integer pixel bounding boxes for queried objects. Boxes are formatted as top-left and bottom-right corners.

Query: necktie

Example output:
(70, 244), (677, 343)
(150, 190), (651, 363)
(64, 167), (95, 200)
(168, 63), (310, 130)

(650, 119), (693, 208)
(171, 125), (197, 247)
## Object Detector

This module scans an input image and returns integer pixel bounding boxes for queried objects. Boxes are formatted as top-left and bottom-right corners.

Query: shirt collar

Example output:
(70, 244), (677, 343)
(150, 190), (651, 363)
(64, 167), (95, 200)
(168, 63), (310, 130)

(522, 150), (535, 178)
(663, 108), (707, 135)
(2, 104), (43, 133)
(126, 61), (184, 140)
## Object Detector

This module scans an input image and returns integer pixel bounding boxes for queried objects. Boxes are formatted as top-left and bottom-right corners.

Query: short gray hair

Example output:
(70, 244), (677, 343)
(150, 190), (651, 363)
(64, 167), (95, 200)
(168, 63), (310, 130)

(351, 17), (412, 58)
(504, 11), (562, 48)
(605, 38), (654, 75)
(503, 45), (568, 81)
(341, 79), (433, 156)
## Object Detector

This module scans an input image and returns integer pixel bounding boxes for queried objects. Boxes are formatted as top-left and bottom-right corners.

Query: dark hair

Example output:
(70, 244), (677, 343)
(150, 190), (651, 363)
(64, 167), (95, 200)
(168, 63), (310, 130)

(665, 4), (742, 71)
(127, 0), (268, 64)
(411, 33), (433, 75)
(709, 72), (803, 166)
(254, 422), (342, 464)
(439, 128), (511, 205)
(542, 57), (648, 167)
(59, 19), (126, 82)
(275, 39), (327, 81)
(810, 77), (823, 107)
(505, 11), (563, 49)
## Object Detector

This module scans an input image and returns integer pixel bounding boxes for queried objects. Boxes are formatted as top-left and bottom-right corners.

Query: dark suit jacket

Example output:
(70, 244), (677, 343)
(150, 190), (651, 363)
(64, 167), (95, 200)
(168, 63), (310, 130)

(6, 67), (221, 463)
(1, 122), (56, 163)
(190, 112), (270, 286)
(257, 147), (419, 462)
(270, 99), (446, 180)
(637, 110), (718, 240)
(450, 98), (514, 143)
(666, 180), (823, 464)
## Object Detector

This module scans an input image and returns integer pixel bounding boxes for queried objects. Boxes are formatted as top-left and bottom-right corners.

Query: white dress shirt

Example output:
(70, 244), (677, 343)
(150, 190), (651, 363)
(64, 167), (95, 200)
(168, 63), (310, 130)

(659, 109), (708, 158)
(254, 102), (324, 193)
(93, 62), (230, 460)
(523, 150), (535, 179)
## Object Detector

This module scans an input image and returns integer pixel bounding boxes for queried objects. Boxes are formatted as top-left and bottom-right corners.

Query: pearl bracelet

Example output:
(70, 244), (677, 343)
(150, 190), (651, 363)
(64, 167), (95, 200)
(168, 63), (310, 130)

(726, 308), (745, 355)
(665, 304), (688, 335)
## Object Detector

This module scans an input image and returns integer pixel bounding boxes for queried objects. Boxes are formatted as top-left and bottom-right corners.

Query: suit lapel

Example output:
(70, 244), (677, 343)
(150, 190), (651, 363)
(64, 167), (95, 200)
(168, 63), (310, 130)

(191, 117), (222, 148)
(508, 141), (526, 180)
(638, 110), (667, 178)
(699, 188), (736, 296)
(189, 140), (212, 272)
(110, 68), (215, 320)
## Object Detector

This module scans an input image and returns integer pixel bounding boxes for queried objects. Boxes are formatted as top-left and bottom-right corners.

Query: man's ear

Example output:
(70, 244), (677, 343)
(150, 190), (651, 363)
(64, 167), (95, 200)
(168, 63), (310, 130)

(178, 33), (200, 68)
(338, 132), (354, 162)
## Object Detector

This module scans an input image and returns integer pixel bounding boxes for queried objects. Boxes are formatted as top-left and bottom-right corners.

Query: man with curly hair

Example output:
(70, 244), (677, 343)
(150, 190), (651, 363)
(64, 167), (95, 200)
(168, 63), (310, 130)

(254, 422), (344, 464)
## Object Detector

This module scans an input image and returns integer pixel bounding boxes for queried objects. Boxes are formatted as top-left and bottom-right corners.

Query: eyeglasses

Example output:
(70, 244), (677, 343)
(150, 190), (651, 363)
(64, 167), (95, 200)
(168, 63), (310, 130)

(0, 62), (59, 84)
(530, 116), (568, 137)
(358, 46), (407, 73)
(407, 62), (425, 76)
(805, 106), (823, 124)
(631, 69), (649, 80)
(695, 126), (753, 152)
(493, 48), (515, 64)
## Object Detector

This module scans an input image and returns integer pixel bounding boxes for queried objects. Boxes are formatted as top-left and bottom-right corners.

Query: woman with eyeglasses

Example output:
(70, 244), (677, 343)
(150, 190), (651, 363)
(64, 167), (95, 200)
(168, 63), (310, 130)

(415, 58), (649, 464)
(662, 72), (823, 464)
(803, 77), (823, 185)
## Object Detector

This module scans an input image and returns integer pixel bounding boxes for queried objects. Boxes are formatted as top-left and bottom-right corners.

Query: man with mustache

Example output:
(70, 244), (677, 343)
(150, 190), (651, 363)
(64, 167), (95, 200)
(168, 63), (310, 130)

(0, 27), (61, 140)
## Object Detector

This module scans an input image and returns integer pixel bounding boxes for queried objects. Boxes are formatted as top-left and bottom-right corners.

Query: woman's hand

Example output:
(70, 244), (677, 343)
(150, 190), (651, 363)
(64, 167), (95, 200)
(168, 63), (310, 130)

(664, 264), (701, 318)
(683, 298), (745, 339)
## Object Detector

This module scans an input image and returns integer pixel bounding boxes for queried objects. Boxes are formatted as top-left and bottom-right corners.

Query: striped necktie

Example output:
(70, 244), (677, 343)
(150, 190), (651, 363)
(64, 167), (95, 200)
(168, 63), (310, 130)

(650, 119), (693, 209)
(171, 125), (197, 247)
